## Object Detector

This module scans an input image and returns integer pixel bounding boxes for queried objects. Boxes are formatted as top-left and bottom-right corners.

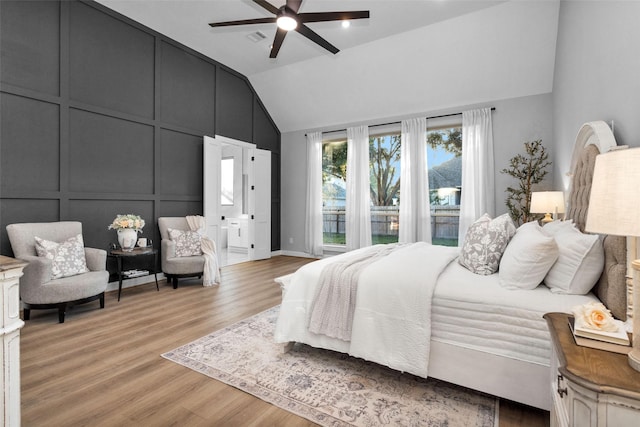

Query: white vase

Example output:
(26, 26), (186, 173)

(117, 228), (138, 251)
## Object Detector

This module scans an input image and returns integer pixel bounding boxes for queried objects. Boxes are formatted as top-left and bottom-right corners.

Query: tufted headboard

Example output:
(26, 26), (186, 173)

(565, 122), (627, 320)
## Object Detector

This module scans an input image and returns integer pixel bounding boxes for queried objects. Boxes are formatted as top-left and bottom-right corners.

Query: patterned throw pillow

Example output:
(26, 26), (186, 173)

(168, 228), (203, 257)
(34, 234), (89, 280)
(458, 213), (517, 275)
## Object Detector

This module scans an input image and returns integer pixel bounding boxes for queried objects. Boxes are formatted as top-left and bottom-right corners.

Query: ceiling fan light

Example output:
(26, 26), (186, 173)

(276, 15), (298, 31)
(341, 20), (351, 28)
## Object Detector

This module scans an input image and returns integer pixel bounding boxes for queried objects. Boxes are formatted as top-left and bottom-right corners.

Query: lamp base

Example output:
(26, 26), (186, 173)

(630, 260), (640, 372)
(541, 213), (553, 223)
(630, 349), (640, 371)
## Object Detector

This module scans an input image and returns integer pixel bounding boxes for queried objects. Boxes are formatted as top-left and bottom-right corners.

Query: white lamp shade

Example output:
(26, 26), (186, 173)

(586, 147), (640, 236)
(530, 191), (565, 214)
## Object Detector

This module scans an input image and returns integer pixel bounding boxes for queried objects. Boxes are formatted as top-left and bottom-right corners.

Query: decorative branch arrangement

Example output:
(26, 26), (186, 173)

(501, 140), (552, 225)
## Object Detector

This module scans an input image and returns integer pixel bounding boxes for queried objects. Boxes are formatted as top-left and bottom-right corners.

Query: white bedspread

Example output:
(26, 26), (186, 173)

(274, 242), (459, 378)
(431, 262), (599, 365)
(309, 243), (408, 341)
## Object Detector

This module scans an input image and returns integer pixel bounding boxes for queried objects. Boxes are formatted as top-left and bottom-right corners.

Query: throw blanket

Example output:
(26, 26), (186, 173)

(186, 215), (221, 286)
(274, 242), (459, 378)
(308, 244), (408, 341)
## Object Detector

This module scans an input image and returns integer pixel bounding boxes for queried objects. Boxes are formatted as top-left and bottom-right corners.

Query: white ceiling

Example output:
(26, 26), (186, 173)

(97, 0), (503, 76)
(96, 0), (560, 133)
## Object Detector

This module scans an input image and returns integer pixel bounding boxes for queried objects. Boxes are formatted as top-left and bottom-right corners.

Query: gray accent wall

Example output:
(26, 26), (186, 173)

(552, 1), (640, 190)
(0, 0), (281, 257)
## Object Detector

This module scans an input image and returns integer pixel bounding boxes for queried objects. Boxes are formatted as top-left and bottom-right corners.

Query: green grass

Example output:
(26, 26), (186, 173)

(323, 233), (457, 247)
(323, 233), (346, 245)
(432, 238), (458, 247)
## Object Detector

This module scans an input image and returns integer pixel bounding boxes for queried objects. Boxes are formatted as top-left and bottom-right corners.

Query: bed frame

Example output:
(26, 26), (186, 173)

(282, 121), (628, 411)
(427, 122), (627, 410)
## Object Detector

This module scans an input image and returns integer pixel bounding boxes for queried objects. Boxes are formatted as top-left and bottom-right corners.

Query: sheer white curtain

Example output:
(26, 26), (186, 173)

(399, 117), (432, 243)
(459, 108), (495, 244)
(305, 132), (323, 256)
(346, 126), (372, 250)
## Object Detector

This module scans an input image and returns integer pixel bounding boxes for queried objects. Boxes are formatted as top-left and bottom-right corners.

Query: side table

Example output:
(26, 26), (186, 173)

(545, 312), (640, 427)
(108, 247), (159, 301)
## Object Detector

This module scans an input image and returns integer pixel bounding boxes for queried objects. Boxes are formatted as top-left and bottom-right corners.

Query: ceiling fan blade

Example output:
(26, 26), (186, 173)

(286, 0), (302, 14)
(295, 23), (339, 55)
(253, 0), (280, 16)
(270, 28), (288, 58)
(299, 11), (370, 23)
(209, 17), (276, 28)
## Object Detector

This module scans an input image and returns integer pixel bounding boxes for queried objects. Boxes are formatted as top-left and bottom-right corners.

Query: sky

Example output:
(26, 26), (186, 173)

(427, 146), (455, 168)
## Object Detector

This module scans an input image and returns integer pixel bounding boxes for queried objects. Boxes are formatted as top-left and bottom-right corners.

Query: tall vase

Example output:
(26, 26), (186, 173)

(117, 228), (137, 251)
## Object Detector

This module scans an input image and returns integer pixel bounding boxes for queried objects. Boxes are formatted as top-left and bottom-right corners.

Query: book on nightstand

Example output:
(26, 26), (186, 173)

(568, 317), (632, 354)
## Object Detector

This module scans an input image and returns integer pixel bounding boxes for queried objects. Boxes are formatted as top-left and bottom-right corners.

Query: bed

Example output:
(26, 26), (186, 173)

(274, 121), (627, 411)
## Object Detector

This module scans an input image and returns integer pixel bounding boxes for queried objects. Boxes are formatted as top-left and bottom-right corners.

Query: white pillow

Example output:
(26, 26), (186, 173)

(34, 234), (89, 280)
(458, 213), (516, 275)
(542, 219), (575, 236)
(499, 221), (559, 290)
(544, 226), (604, 294)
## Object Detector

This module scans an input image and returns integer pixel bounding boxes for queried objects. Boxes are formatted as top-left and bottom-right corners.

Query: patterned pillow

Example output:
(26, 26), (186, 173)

(34, 234), (89, 280)
(168, 228), (203, 257)
(458, 213), (517, 275)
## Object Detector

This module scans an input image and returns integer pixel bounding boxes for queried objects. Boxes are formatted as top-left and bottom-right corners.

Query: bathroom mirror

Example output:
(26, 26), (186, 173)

(221, 157), (234, 205)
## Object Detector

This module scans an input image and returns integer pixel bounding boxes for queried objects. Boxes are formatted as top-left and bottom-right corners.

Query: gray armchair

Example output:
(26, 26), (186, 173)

(158, 217), (204, 289)
(6, 221), (109, 323)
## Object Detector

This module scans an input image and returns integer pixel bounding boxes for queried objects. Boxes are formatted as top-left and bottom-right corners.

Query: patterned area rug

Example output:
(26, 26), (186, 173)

(162, 306), (498, 427)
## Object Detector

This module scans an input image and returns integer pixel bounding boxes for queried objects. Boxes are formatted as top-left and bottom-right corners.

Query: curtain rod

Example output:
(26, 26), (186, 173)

(306, 107), (496, 136)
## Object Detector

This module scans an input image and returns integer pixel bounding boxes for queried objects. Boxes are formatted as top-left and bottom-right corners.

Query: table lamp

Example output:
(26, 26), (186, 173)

(585, 147), (640, 372)
(530, 191), (565, 223)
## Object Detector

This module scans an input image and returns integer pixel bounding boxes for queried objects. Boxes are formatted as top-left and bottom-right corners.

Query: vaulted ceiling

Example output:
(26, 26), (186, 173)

(97, 0), (560, 133)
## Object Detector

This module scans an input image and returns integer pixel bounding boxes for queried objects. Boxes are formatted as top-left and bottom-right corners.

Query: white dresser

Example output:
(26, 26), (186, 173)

(546, 312), (640, 427)
(0, 256), (27, 427)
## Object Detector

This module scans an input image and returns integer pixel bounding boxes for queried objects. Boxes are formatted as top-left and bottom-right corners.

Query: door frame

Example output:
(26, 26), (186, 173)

(203, 135), (271, 264)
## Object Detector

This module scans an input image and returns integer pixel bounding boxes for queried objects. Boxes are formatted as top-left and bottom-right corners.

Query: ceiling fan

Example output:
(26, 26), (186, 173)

(208, 0), (370, 58)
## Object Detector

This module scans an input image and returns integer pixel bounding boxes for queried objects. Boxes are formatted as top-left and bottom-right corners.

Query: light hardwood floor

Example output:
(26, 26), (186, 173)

(21, 256), (549, 426)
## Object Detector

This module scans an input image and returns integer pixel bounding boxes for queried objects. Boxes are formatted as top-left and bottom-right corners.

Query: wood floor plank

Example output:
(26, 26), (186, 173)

(20, 255), (547, 426)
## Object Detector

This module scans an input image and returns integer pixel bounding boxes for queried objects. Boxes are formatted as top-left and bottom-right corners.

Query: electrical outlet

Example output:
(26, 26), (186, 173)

(289, 237), (294, 244)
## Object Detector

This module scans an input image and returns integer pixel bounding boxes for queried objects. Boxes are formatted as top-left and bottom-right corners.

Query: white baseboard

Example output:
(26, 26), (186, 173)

(278, 250), (319, 259)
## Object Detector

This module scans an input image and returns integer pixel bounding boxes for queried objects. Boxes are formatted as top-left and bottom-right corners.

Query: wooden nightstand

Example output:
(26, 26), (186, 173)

(545, 312), (640, 427)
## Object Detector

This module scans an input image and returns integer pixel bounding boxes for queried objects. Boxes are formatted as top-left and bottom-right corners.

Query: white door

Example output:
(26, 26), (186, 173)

(203, 136), (221, 251)
(249, 149), (271, 261)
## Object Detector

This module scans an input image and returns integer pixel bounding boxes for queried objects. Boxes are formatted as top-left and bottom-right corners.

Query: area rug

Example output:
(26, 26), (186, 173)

(162, 306), (498, 426)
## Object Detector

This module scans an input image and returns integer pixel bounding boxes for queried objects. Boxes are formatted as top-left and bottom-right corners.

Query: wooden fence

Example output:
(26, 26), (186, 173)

(322, 206), (460, 240)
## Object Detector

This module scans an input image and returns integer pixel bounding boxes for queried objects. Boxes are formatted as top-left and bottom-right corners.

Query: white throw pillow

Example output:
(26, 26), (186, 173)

(541, 219), (575, 236)
(499, 221), (559, 290)
(544, 226), (604, 294)
(35, 234), (89, 280)
(168, 228), (202, 257)
(458, 213), (516, 275)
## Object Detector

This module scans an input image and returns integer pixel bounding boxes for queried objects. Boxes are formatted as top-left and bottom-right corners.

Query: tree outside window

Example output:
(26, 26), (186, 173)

(321, 125), (462, 247)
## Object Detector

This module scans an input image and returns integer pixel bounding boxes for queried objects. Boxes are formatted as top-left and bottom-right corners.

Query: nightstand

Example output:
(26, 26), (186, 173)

(108, 247), (159, 301)
(545, 312), (640, 427)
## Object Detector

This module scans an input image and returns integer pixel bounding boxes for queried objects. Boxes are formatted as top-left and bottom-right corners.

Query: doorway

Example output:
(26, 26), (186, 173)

(203, 135), (271, 267)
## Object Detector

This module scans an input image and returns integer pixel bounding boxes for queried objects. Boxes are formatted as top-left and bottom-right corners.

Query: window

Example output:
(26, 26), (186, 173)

(427, 125), (462, 246)
(320, 121), (463, 248)
(322, 137), (347, 245)
(221, 157), (234, 205)
(369, 131), (401, 244)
